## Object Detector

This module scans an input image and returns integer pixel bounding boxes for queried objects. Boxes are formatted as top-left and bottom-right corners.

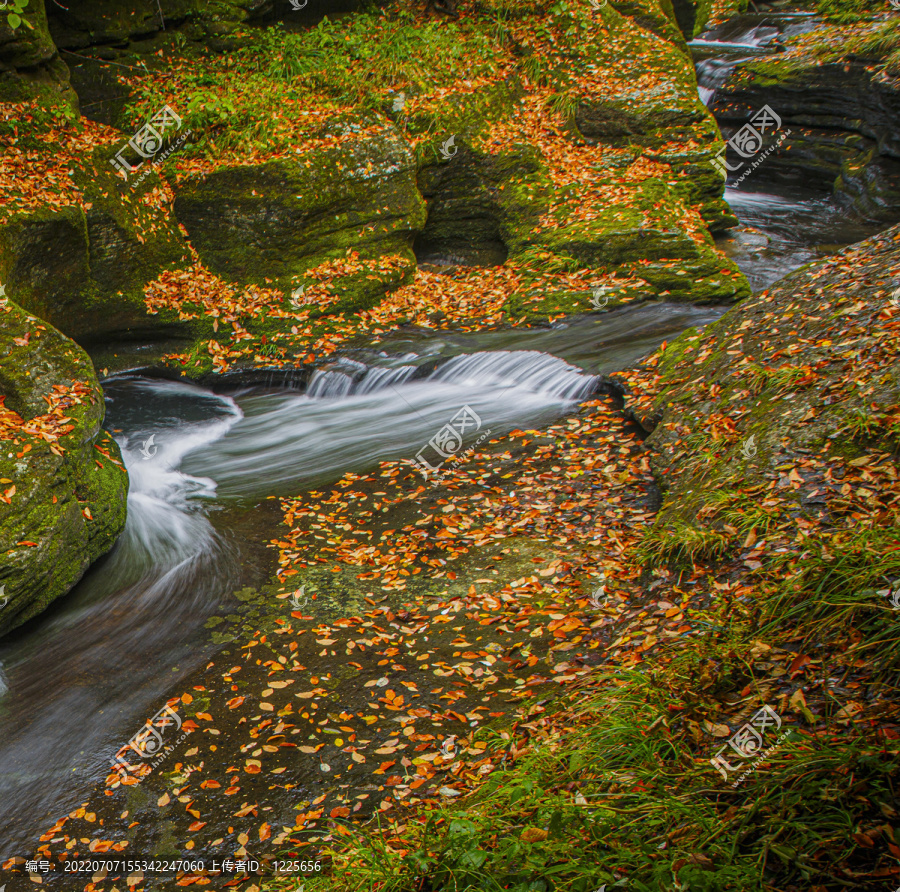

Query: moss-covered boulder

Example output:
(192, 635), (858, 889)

(0, 147), (192, 346)
(0, 0), (76, 107)
(173, 120), (426, 293)
(415, 139), (545, 266)
(0, 294), (127, 637)
(625, 220), (900, 565)
(45, 0), (362, 53)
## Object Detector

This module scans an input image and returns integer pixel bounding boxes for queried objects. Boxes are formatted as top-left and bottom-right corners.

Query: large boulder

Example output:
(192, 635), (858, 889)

(0, 294), (127, 637)
(0, 0), (76, 107)
(0, 147), (192, 348)
(712, 51), (900, 220)
(173, 119), (426, 305)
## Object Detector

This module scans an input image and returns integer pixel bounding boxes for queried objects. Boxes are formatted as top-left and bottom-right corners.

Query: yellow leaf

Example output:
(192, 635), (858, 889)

(520, 827), (548, 843)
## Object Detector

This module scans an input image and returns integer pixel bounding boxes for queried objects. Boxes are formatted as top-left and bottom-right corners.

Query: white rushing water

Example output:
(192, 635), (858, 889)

(692, 23), (779, 105)
(0, 379), (244, 856)
(1, 312), (724, 855)
(183, 349), (597, 498)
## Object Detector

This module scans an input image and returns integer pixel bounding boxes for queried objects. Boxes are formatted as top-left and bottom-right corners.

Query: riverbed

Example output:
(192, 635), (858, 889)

(0, 8), (898, 882)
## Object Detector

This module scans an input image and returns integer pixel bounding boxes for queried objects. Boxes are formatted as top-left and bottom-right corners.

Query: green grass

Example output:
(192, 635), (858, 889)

(699, 489), (782, 538)
(758, 525), (900, 677)
(802, 16), (900, 73)
(272, 666), (900, 892)
(633, 520), (735, 568)
(744, 362), (810, 396)
(123, 7), (506, 156)
(814, 0), (883, 24)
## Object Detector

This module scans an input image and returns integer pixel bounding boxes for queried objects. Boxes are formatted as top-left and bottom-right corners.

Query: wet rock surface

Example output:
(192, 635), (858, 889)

(0, 297), (128, 637)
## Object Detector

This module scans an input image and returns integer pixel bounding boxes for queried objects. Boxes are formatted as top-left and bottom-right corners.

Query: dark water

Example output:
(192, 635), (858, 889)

(0, 304), (720, 862)
(692, 12), (891, 291)
(718, 185), (888, 291)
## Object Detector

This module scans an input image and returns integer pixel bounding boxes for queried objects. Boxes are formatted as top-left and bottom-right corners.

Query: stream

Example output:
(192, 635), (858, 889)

(693, 10), (890, 291)
(0, 11), (896, 872)
(0, 304), (721, 859)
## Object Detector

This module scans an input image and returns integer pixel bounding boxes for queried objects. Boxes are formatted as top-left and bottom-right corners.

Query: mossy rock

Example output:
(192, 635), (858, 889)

(633, 222), (900, 567)
(0, 150), (192, 346)
(0, 0), (78, 108)
(0, 297), (128, 638)
(415, 139), (548, 266)
(45, 0), (261, 48)
(173, 121), (426, 289)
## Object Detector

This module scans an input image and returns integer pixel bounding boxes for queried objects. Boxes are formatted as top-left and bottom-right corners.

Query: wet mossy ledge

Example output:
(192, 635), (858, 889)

(710, 13), (900, 221)
(0, 297), (128, 638)
(2, 0), (746, 379)
(622, 220), (900, 568)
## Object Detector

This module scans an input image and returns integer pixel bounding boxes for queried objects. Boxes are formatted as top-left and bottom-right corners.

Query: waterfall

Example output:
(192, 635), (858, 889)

(182, 349), (597, 497)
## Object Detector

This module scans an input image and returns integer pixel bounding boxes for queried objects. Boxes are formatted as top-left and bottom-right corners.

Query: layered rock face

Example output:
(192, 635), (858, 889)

(174, 119), (426, 307)
(0, 296), (128, 637)
(711, 31), (900, 220)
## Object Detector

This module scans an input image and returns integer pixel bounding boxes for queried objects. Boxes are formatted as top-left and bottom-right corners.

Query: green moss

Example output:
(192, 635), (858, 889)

(0, 150), (191, 345)
(0, 299), (128, 638)
(173, 127), (425, 286)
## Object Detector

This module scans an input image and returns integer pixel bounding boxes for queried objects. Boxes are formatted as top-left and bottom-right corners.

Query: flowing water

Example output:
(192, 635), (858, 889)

(692, 12), (815, 107)
(2, 10), (898, 867)
(691, 12), (892, 290)
(0, 303), (721, 860)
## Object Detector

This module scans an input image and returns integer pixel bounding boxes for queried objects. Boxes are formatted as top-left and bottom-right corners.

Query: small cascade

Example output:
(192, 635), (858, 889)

(183, 349), (598, 497)
(355, 365), (417, 394)
(430, 350), (596, 401)
(307, 360), (417, 398)
(696, 57), (738, 106)
(691, 23), (779, 106)
(306, 369), (356, 398)
(0, 378), (244, 855)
